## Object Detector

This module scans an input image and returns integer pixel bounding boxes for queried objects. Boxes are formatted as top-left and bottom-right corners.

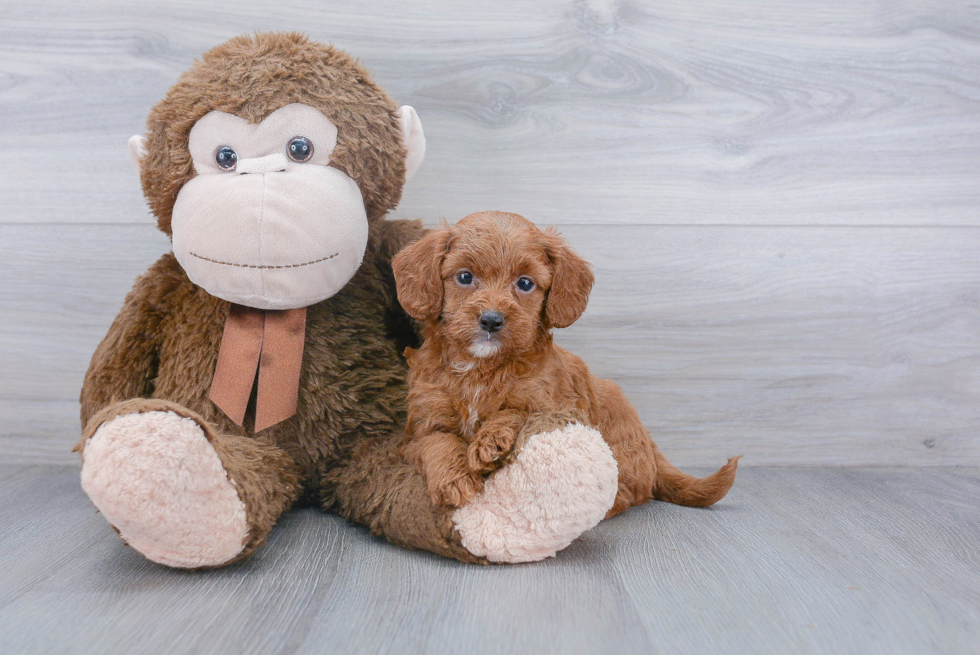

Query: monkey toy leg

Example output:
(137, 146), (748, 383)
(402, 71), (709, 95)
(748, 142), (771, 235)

(323, 413), (620, 564)
(76, 398), (302, 569)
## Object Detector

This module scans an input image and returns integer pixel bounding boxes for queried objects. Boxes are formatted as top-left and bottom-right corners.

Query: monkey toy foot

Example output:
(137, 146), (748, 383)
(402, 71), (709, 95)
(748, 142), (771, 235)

(452, 423), (619, 563)
(80, 410), (249, 568)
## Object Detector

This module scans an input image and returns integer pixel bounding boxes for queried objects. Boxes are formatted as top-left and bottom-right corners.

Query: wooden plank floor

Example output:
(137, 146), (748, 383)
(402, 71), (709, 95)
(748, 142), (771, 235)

(1, 465), (977, 654)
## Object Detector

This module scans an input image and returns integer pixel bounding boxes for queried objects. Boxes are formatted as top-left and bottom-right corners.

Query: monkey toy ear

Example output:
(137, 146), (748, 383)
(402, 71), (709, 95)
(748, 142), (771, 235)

(397, 106), (426, 182)
(543, 230), (595, 329)
(128, 135), (147, 173)
(392, 227), (451, 321)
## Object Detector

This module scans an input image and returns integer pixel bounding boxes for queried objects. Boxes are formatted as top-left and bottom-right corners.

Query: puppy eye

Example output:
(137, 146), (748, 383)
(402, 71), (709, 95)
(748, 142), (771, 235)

(214, 146), (238, 171)
(455, 270), (474, 286)
(287, 136), (314, 163)
(515, 276), (535, 292)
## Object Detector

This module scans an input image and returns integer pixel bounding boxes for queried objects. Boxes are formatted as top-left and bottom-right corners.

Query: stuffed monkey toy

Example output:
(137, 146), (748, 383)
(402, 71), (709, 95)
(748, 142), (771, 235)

(76, 32), (620, 567)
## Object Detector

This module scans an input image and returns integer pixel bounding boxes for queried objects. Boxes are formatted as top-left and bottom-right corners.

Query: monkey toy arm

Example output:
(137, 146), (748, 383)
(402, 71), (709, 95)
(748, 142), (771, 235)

(79, 259), (170, 431)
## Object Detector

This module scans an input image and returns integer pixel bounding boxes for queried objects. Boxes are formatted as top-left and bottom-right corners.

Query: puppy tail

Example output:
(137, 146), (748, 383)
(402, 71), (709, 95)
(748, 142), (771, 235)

(652, 451), (741, 508)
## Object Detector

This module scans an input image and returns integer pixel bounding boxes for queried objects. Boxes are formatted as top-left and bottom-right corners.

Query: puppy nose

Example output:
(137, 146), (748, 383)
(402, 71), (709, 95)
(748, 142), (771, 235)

(479, 310), (505, 333)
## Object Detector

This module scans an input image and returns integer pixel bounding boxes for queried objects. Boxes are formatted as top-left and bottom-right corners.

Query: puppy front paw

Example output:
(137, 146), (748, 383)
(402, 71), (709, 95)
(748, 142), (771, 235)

(467, 434), (514, 474)
(429, 472), (484, 508)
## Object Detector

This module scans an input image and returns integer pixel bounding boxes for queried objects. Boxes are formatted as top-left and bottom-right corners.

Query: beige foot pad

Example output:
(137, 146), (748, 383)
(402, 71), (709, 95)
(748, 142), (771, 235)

(80, 410), (248, 568)
(452, 423), (619, 563)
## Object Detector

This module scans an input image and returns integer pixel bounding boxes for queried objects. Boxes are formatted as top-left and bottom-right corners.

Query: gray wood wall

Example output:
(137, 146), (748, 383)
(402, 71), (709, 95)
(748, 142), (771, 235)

(2, 0), (979, 466)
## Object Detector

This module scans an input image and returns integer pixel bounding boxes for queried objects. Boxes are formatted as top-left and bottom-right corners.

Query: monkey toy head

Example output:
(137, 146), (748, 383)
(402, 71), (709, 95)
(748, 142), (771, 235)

(130, 32), (425, 310)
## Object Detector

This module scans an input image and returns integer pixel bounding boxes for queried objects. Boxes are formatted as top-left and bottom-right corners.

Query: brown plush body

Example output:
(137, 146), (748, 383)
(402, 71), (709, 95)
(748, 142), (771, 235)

(393, 212), (739, 516)
(76, 33), (478, 565)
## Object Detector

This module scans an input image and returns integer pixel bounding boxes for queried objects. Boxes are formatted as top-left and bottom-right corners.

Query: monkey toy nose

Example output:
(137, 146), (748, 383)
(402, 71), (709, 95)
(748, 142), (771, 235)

(479, 311), (505, 333)
(236, 153), (289, 175)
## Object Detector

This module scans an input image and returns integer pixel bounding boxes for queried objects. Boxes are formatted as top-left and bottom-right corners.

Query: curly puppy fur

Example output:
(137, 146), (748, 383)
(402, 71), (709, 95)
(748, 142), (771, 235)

(392, 211), (739, 515)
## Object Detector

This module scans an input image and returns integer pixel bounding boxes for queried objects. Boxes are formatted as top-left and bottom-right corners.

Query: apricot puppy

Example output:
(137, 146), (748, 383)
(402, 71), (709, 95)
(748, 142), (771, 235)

(392, 211), (739, 514)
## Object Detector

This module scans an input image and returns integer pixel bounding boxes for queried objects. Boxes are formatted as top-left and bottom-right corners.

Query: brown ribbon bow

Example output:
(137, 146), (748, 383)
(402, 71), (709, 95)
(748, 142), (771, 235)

(209, 304), (307, 432)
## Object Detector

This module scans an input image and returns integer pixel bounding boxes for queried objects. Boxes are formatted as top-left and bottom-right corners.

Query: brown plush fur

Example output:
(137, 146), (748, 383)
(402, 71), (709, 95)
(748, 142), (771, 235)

(392, 211), (739, 515)
(77, 33), (480, 565)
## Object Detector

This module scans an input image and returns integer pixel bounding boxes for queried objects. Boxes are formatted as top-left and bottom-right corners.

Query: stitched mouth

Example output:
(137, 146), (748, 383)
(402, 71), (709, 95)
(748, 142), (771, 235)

(189, 252), (339, 269)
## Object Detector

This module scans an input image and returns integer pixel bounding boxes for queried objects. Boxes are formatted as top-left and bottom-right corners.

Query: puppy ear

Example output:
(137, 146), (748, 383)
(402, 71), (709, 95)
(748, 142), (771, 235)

(393, 227), (451, 321)
(543, 230), (594, 328)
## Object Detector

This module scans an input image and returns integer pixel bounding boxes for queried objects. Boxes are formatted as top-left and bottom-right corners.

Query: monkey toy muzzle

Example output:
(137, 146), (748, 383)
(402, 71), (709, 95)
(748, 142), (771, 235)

(169, 103), (370, 311)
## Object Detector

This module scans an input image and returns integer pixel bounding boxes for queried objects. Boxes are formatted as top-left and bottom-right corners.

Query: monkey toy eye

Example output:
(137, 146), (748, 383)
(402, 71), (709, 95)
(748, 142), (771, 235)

(455, 270), (474, 286)
(516, 276), (535, 292)
(287, 136), (314, 163)
(214, 146), (238, 171)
